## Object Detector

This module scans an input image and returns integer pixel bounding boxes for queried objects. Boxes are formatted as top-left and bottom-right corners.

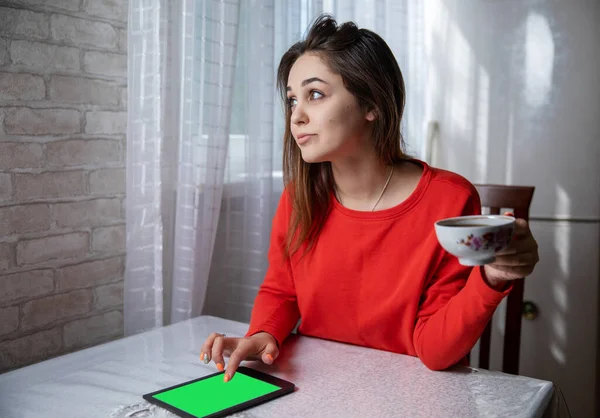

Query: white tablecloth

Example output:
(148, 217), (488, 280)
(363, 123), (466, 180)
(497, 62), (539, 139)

(0, 316), (555, 417)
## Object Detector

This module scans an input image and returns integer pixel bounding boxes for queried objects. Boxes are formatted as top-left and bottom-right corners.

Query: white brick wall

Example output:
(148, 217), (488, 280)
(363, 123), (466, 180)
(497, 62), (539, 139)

(0, 242), (11, 270)
(0, 8), (49, 40)
(20, 0), (81, 12)
(0, 72), (45, 100)
(0, 329), (63, 369)
(57, 256), (124, 291)
(90, 168), (125, 194)
(15, 171), (87, 200)
(4, 107), (81, 135)
(10, 40), (80, 71)
(51, 15), (118, 48)
(0, 143), (45, 169)
(0, 204), (52, 235)
(49, 75), (120, 105)
(16, 232), (90, 265)
(85, 110), (127, 134)
(0, 38), (9, 65)
(92, 224), (125, 252)
(0, 173), (13, 202)
(0, 269), (54, 303)
(46, 139), (121, 166)
(63, 310), (123, 349)
(22, 289), (93, 330)
(0, 0), (127, 372)
(93, 282), (123, 310)
(83, 51), (126, 77)
(0, 306), (19, 335)
(52, 198), (122, 228)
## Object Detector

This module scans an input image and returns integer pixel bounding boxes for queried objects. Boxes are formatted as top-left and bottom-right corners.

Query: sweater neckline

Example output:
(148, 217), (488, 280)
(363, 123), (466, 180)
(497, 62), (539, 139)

(331, 159), (432, 220)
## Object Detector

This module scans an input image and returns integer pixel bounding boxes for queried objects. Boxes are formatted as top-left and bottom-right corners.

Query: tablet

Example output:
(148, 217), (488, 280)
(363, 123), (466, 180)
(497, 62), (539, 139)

(143, 366), (295, 418)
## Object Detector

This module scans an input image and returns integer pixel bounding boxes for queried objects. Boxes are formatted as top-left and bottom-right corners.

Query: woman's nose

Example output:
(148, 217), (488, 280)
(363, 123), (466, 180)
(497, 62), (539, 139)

(290, 103), (308, 125)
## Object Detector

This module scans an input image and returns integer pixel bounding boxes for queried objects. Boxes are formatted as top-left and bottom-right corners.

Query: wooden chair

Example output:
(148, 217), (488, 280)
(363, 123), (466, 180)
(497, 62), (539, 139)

(474, 184), (535, 375)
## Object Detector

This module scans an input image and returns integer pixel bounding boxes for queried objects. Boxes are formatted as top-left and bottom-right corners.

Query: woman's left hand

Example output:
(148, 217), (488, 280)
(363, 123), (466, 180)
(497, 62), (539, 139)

(483, 213), (539, 288)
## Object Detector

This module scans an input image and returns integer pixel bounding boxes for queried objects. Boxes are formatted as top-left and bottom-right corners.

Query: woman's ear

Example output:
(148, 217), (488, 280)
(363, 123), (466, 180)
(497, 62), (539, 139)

(366, 109), (377, 122)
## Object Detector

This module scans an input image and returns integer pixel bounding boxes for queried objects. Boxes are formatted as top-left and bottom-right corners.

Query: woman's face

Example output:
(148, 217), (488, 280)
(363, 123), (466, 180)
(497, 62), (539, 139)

(286, 53), (375, 163)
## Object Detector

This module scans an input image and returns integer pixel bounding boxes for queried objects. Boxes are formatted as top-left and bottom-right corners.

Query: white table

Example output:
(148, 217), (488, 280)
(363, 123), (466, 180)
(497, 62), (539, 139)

(0, 316), (556, 417)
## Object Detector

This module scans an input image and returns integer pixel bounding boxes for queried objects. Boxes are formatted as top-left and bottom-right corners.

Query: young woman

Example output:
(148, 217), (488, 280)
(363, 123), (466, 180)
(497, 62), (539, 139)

(200, 15), (539, 383)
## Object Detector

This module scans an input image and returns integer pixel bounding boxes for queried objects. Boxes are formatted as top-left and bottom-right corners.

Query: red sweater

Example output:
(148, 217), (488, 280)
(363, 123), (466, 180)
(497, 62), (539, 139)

(246, 160), (512, 370)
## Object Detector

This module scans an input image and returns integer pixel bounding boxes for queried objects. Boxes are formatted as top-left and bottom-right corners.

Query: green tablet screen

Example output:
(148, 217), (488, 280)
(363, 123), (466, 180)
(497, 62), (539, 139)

(150, 372), (281, 417)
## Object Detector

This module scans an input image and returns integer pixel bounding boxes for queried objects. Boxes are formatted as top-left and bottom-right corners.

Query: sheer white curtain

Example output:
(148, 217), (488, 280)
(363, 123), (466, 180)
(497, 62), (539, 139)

(126, 0), (425, 333)
(125, 0), (240, 335)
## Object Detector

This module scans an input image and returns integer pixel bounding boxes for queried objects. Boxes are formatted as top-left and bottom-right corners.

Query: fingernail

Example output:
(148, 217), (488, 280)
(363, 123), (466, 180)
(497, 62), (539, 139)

(224, 373), (230, 383)
(203, 353), (209, 364)
(216, 363), (224, 371)
(266, 354), (273, 363)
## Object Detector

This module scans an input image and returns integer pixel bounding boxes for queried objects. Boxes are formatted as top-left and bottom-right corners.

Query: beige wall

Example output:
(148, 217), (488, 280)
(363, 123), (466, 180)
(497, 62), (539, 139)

(0, 0), (127, 372)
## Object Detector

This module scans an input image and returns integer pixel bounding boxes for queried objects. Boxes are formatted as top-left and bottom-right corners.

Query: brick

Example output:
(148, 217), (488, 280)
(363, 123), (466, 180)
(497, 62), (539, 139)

(0, 143), (44, 169)
(0, 173), (12, 202)
(0, 208), (7, 236)
(85, 111), (126, 134)
(53, 199), (121, 228)
(0, 243), (11, 270)
(63, 310), (123, 348)
(82, 0), (127, 21)
(10, 40), (80, 72)
(118, 28), (127, 52)
(83, 51), (126, 78)
(49, 75), (119, 105)
(0, 209), (7, 237)
(51, 14), (117, 49)
(0, 38), (9, 66)
(92, 224), (125, 252)
(57, 256), (124, 290)
(17, 232), (89, 265)
(0, 306), (19, 336)
(22, 289), (92, 329)
(0, 269), (54, 305)
(15, 171), (86, 200)
(20, 0), (81, 11)
(0, 328), (62, 371)
(4, 108), (80, 135)
(0, 72), (45, 100)
(0, 8), (49, 40)
(120, 87), (127, 108)
(12, 205), (51, 234)
(0, 204), (51, 236)
(46, 139), (120, 167)
(94, 281), (123, 310)
(90, 168), (125, 194)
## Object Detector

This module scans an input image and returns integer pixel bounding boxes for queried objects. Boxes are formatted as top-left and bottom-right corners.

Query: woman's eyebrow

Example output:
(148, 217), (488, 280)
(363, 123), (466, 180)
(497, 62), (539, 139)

(286, 77), (329, 91)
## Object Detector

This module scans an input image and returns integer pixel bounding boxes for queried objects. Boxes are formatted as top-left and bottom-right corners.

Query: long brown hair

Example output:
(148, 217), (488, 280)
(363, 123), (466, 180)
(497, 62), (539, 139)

(278, 14), (407, 256)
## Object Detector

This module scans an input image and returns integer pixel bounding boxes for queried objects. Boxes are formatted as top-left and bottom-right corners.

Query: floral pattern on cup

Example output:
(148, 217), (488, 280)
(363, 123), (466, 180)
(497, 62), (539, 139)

(456, 228), (512, 252)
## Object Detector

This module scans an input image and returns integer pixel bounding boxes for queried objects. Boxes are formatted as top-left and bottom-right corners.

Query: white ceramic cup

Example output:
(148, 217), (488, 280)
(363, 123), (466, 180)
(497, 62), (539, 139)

(434, 215), (516, 266)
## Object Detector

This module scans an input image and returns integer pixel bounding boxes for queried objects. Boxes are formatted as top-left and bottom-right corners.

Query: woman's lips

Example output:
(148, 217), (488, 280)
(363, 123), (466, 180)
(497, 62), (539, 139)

(296, 134), (315, 145)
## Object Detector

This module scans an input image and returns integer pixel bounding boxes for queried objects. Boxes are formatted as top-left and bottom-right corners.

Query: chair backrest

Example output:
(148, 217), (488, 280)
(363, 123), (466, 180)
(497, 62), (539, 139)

(474, 184), (535, 375)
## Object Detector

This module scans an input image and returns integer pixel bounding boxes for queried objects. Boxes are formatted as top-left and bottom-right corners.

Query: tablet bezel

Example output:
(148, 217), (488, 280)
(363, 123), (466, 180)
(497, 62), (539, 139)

(142, 366), (295, 418)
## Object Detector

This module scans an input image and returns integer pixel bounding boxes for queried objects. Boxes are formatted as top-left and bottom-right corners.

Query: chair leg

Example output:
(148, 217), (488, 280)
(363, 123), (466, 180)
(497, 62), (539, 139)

(479, 321), (492, 369)
(503, 278), (525, 374)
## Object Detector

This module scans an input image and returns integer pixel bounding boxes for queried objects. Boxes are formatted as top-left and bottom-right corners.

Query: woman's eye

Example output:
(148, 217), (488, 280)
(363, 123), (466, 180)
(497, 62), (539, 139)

(310, 90), (324, 100)
(288, 97), (297, 108)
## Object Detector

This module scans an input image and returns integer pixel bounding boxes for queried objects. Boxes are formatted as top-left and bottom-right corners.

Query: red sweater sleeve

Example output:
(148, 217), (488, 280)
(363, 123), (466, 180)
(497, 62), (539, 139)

(413, 193), (513, 370)
(245, 190), (300, 347)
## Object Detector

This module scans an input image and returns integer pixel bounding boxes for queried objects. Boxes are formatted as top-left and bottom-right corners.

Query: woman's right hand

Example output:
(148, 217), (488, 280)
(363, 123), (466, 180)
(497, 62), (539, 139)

(200, 331), (279, 382)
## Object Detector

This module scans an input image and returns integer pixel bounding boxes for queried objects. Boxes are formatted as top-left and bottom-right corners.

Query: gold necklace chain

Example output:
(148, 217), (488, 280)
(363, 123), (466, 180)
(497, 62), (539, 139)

(336, 165), (394, 211)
